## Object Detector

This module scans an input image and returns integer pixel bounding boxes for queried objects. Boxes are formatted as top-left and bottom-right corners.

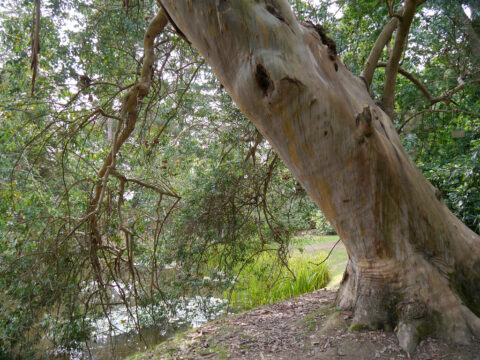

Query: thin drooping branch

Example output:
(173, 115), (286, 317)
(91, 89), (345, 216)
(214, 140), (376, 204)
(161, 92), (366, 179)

(86, 8), (168, 285)
(310, 238), (341, 266)
(360, 17), (398, 89)
(429, 78), (480, 106)
(378, 62), (432, 101)
(382, 0), (417, 118)
(30, 0), (41, 95)
(110, 169), (179, 198)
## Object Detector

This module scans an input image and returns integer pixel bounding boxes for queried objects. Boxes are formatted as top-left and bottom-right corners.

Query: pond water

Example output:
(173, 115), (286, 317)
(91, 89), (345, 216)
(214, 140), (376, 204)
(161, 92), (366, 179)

(52, 297), (226, 360)
(80, 324), (179, 360)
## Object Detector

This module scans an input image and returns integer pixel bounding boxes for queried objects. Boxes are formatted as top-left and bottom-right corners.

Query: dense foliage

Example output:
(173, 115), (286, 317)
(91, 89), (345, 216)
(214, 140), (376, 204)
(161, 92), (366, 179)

(0, 0), (478, 358)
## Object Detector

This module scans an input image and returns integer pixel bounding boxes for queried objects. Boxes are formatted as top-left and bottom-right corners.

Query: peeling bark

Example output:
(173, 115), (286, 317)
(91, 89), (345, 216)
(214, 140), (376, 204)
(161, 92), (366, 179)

(159, 0), (480, 351)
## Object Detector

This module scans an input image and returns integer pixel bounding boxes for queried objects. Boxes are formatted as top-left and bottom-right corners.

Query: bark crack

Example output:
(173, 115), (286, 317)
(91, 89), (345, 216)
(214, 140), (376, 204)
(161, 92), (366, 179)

(304, 21), (338, 71)
(265, 2), (286, 23)
(309, 22), (337, 59)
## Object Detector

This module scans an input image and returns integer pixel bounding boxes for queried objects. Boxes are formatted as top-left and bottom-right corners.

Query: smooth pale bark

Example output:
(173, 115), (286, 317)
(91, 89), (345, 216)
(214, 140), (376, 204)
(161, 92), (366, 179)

(381, 0), (416, 118)
(159, 0), (480, 349)
(360, 17), (398, 90)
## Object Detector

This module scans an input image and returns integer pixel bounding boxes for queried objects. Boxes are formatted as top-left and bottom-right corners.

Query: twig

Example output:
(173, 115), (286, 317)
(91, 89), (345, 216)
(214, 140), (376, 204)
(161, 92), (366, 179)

(397, 108), (480, 134)
(309, 238), (342, 266)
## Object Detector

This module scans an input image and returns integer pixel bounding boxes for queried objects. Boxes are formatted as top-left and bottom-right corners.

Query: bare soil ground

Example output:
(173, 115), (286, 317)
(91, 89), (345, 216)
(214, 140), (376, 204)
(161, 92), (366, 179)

(127, 289), (480, 360)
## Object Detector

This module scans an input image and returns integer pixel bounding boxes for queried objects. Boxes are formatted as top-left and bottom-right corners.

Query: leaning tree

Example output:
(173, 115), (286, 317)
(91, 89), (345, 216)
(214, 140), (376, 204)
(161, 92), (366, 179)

(145, 0), (480, 352)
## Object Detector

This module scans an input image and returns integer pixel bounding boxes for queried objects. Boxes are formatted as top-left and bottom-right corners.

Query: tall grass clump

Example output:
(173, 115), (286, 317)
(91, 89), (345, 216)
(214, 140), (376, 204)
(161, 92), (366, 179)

(227, 252), (329, 310)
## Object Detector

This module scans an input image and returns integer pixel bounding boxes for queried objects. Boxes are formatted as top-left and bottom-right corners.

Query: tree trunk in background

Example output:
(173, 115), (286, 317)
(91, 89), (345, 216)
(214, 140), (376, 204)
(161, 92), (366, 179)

(159, 0), (480, 351)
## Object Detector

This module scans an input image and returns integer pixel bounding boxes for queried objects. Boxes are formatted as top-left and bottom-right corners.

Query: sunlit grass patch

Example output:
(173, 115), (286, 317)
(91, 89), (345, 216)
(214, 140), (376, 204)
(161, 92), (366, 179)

(227, 252), (329, 310)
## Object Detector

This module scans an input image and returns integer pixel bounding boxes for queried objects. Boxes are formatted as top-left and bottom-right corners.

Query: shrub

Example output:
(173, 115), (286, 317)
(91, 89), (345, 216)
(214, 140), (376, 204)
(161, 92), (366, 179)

(227, 252), (329, 310)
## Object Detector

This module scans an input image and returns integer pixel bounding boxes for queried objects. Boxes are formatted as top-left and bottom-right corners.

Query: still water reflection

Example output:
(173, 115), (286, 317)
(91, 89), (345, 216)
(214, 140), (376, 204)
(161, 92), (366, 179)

(53, 297), (226, 359)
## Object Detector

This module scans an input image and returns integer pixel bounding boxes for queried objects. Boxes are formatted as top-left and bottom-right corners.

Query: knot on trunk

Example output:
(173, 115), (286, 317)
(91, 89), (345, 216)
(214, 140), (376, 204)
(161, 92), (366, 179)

(255, 63), (275, 97)
(355, 106), (375, 142)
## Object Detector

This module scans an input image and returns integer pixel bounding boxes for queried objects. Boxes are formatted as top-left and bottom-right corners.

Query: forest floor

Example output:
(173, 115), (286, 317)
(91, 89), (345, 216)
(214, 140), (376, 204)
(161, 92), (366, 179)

(126, 238), (480, 360)
(126, 289), (480, 360)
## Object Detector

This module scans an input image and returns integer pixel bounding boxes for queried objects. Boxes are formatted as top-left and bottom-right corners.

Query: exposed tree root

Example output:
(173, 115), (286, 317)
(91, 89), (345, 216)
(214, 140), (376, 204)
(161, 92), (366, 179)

(337, 255), (479, 353)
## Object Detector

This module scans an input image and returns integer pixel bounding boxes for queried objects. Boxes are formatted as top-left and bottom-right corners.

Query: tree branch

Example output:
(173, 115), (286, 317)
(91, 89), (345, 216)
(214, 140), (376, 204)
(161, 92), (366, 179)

(377, 62), (432, 101)
(361, 17), (399, 90)
(110, 170), (179, 198)
(379, 61), (480, 107)
(382, 0), (417, 118)
(309, 238), (342, 266)
(86, 8), (169, 285)
(30, 0), (41, 96)
(430, 78), (480, 106)
(397, 108), (480, 134)
(361, 0), (428, 91)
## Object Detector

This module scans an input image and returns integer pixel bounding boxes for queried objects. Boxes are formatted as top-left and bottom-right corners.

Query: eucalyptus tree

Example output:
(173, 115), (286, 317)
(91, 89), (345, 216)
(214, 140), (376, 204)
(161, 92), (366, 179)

(0, 0), (314, 356)
(156, 0), (480, 352)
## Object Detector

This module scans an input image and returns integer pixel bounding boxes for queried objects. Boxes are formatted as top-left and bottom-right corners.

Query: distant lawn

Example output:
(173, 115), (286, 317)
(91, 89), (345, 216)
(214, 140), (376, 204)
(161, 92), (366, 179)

(291, 233), (348, 289)
(226, 234), (347, 312)
(291, 233), (339, 247)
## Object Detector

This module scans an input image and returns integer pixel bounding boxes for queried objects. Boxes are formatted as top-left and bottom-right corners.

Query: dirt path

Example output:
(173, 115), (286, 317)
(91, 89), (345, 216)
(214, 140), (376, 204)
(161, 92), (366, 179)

(127, 290), (480, 360)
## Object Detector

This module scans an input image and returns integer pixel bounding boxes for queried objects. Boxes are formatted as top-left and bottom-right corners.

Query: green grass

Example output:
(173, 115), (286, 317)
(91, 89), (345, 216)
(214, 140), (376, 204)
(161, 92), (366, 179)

(227, 252), (329, 310)
(298, 239), (348, 289)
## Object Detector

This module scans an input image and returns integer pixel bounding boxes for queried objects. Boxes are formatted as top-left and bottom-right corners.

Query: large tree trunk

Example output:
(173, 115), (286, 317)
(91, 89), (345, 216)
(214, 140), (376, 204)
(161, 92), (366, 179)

(159, 0), (480, 351)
